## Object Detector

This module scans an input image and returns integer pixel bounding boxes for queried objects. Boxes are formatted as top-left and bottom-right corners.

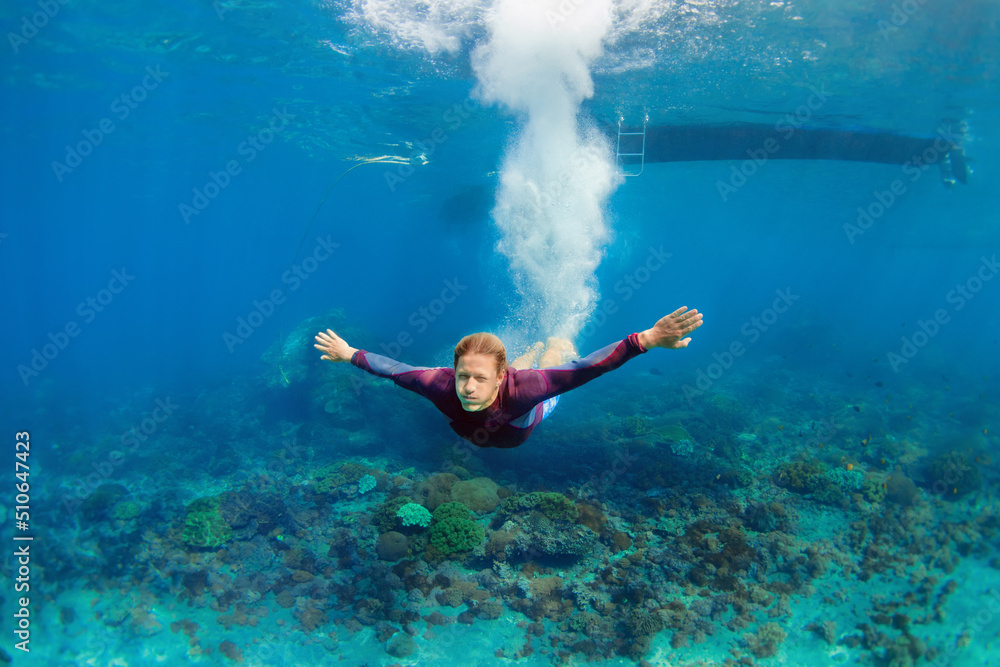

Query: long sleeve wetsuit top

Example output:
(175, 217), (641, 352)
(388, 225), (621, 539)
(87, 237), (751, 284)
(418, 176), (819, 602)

(350, 333), (648, 448)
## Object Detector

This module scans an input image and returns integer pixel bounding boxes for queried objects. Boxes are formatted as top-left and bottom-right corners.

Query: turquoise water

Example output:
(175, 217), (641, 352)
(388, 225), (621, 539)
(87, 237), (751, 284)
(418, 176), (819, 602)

(2, 0), (999, 665)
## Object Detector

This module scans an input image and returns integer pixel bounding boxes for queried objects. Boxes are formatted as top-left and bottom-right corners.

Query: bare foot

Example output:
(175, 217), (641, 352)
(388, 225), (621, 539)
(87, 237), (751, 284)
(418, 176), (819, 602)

(541, 337), (578, 367)
(510, 341), (545, 370)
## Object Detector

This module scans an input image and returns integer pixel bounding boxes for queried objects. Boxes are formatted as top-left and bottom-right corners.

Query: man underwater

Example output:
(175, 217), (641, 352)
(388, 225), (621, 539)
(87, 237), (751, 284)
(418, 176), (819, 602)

(314, 306), (703, 448)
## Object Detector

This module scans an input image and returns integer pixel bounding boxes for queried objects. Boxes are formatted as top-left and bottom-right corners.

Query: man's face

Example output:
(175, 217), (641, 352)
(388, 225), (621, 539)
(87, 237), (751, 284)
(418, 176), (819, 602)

(455, 353), (503, 412)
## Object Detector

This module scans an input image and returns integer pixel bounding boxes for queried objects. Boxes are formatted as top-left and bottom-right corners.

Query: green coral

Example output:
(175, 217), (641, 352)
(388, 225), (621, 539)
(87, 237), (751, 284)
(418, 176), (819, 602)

(313, 461), (374, 494)
(862, 475), (888, 504)
(432, 501), (472, 523)
(654, 424), (694, 443)
(773, 460), (826, 492)
(811, 479), (844, 506)
(397, 502), (433, 528)
(339, 461), (370, 484)
(372, 496), (410, 533)
(616, 415), (652, 438)
(429, 517), (485, 555)
(497, 492), (578, 523)
(111, 501), (141, 520)
(926, 451), (982, 499)
(313, 464), (347, 493)
(774, 460), (853, 506)
(181, 496), (232, 548)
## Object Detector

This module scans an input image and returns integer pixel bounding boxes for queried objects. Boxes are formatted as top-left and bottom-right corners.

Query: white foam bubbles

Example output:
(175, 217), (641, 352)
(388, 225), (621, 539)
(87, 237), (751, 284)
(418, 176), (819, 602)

(350, 0), (484, 53)
(473, 0), (622, 339)
(352, 0), (625, 340)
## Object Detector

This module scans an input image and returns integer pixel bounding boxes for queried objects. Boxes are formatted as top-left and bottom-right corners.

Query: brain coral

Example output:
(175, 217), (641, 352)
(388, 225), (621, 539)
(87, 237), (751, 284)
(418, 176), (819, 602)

(450, 477), (501, 513)
(377, 531), (409, 561)
(413, 473), (460, 510)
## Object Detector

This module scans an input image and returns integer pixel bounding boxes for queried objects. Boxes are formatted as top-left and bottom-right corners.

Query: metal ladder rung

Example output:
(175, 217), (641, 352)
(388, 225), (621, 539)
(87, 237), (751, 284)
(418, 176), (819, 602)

(616, 119), (647, 177)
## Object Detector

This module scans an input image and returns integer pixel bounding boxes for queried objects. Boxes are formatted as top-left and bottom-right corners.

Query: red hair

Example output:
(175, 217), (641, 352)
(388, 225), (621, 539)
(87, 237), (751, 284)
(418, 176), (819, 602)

(454, 332), (507, 375)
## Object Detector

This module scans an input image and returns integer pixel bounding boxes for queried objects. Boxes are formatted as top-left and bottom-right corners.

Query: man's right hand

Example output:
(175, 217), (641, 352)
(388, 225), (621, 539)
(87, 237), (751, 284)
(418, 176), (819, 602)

(315, 329), (358, 363)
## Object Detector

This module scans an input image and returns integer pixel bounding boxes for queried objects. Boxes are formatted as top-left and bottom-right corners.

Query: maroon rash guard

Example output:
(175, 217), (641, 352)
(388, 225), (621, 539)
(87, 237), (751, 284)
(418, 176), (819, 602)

(349, 332), (648, 448)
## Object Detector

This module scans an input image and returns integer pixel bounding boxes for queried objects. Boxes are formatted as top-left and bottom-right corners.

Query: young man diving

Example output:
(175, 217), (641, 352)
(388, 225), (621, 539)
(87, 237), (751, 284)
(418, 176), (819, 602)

(314, 306), (703, 448)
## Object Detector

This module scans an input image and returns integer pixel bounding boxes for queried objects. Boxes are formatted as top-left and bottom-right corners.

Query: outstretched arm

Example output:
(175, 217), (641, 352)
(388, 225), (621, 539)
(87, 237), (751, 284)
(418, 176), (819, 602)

(512, 306), (705, 408)
(315, 329), (450, 402)
(637, 307), (703, 350)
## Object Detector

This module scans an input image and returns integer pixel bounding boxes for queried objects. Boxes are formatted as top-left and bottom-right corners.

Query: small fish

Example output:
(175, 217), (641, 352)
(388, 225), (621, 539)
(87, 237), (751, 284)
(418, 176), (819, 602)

(649, 367), (663, 376)
(846, 464), (854, 471)
(853, 406), (861, 412)
(875, 381), (884, 388)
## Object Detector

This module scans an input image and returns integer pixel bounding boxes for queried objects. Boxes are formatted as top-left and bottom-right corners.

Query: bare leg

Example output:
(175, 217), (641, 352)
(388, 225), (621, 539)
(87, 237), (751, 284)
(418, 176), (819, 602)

(510, 341), (545, 370)
(540, 336), (579, 368)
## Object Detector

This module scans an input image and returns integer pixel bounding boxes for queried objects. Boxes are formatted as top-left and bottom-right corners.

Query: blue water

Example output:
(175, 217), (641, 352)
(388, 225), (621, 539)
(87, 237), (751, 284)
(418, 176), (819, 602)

(2, 0), (999, 665)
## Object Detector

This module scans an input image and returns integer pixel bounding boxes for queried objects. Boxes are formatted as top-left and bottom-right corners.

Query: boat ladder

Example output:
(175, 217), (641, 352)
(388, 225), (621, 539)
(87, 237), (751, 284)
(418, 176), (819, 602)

(617, 116), (647, 177)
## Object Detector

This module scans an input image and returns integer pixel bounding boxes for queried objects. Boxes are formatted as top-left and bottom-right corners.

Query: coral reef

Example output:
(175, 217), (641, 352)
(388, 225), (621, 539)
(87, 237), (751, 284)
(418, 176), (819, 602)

(745, 622), (786, 658)
(412, 473), (460, 510)
(377, 532), (409, 561)
(923, 451), (982, 499)
(41, 311), (1000, 667)
(450, 477), (501, 513)
(180, 496), (233, 548)
(396, 503), (432, 528)
(429, 517), (485, 555)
